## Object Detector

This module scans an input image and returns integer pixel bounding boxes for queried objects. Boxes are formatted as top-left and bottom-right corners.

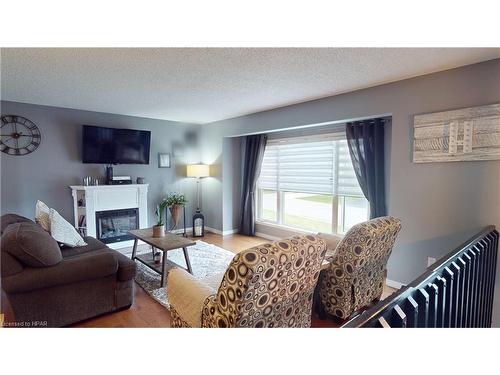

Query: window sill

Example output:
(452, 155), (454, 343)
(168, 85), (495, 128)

(255, 220), (324, 236)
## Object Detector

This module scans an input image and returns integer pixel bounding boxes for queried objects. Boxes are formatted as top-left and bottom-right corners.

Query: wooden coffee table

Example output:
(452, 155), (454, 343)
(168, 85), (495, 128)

(129, 228), (196, 286)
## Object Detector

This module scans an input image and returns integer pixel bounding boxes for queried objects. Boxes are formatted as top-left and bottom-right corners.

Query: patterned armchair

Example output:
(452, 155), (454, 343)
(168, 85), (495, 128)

(167, 235), (327, 328)
(318, 216), (402, 320)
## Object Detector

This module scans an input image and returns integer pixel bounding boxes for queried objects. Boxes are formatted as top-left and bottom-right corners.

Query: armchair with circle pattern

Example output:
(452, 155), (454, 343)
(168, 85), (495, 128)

(167, 234), (327, 328)
(317, 216), (402, 321)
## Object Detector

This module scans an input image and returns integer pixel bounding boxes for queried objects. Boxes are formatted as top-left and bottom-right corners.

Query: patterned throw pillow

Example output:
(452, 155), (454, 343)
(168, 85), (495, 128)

(49, 208), (87, 247)
(35, 200), (51, 232)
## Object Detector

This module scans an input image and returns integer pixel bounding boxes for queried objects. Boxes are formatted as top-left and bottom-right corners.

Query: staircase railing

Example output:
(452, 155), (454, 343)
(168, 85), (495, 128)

(342, 226), (498, 328)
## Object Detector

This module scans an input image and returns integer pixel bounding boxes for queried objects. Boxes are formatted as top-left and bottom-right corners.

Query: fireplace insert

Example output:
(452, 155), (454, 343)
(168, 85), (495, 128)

(95, 208), (139, 244)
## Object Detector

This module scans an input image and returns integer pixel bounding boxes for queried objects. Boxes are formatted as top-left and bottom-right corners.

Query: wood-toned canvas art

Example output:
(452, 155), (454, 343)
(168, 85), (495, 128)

(413, 103), (500, 163)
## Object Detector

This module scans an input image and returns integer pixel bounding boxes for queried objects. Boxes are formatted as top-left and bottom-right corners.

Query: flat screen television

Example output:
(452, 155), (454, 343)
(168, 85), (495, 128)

(82, 125), (151, 164)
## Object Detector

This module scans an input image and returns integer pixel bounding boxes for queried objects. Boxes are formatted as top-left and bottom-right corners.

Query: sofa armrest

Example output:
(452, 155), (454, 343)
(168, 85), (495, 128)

(2, 251), (118, 294)
(318, 232), (344, 260)
(167, 268), (217, 328)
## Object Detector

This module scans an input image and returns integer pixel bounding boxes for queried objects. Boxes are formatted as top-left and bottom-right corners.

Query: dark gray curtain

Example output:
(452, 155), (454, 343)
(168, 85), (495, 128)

(239, 134), (267, 235)
(346, 118), (387, 218)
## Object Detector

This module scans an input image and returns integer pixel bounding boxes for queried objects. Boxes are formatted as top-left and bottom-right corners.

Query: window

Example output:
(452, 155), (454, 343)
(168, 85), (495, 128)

(257, 132), (369, 234)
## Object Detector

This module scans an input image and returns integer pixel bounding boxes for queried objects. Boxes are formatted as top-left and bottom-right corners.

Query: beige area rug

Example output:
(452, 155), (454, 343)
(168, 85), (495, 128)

(118, 241), (235, 308)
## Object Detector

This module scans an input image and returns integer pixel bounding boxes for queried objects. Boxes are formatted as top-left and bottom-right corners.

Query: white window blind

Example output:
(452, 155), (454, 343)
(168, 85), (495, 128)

(258, 134), (363, 197)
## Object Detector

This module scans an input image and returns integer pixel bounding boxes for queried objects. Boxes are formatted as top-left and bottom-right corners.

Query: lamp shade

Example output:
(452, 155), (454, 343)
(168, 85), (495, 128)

(187, 164), (210, 178)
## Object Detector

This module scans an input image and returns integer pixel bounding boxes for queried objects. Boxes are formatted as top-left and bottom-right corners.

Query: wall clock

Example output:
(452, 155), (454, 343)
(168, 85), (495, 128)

(0, 115), (41, 156)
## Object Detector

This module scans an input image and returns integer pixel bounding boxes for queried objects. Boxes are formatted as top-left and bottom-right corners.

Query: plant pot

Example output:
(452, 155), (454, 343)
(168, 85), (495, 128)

(169, 204), (183, 231)
(152, 224), (165, 237)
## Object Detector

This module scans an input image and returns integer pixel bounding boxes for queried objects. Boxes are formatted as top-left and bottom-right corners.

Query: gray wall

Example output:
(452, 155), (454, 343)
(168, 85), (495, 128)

(0, 101), (201, 228)
(200, 59), (500, 325)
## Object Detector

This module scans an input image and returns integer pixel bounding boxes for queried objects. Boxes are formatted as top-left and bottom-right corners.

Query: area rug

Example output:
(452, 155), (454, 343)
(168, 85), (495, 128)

(119, 241), (235, 308)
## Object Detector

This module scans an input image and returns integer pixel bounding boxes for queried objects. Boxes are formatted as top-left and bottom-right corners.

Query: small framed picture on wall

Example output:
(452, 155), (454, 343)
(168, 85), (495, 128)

(158, 153), (171, 168)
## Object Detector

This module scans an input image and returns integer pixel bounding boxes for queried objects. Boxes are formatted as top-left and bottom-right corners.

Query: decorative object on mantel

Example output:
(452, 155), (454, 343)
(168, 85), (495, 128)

(164, 192), (188, 232)
(82, 176), (99, 186)
(0, 115), (41, 156)
(153, 199), (168, 237)
(413, 102), (500, 163)
(105, 165), (113, 184)
(110, 175), (132, 185)
(158, 153), (171, 168)
(187, 164), (210, 237)
(136, 177), (145, 184)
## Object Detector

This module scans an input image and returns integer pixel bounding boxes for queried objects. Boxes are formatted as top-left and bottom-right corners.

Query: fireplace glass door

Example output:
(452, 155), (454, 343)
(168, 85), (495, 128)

(96, 208), (139, 244)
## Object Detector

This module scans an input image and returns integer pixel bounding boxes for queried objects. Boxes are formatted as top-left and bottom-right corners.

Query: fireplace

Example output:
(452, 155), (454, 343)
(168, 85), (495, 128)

(95, 208), (139, 244)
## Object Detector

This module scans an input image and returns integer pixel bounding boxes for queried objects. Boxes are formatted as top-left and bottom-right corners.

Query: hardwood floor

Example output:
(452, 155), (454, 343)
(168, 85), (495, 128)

(74, 232), (396, 328)
(75, 285), (172, 327)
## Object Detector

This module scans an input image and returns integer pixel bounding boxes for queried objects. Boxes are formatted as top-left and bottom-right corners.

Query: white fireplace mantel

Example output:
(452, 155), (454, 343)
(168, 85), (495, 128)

(69, 184), (148, 249)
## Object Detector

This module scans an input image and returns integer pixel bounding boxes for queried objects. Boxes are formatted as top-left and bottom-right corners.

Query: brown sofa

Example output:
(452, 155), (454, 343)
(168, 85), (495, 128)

(0, 213), (136, 327)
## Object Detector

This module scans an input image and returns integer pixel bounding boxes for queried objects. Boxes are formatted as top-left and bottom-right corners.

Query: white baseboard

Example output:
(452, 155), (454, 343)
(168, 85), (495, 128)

(171, 227), (193, 235)
(386, 278), (406, 290)
(205, 226), (238, 236)
(255, 232), (282, 241)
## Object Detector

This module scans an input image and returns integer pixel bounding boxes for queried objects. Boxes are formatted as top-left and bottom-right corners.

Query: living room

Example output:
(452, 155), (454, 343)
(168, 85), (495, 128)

(1, 1), (499, 373)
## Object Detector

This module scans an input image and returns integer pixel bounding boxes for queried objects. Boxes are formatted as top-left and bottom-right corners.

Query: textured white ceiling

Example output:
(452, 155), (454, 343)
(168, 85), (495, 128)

(1, 48), (500, 124)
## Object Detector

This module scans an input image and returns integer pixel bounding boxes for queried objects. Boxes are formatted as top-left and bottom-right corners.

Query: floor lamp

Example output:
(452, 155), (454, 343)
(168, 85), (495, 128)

(187, 164), (209, 237)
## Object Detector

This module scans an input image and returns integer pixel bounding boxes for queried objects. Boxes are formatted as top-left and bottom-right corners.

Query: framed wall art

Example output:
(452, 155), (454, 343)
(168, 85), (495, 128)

(158, 153), (171, 168)
(413, 103), (500, 163)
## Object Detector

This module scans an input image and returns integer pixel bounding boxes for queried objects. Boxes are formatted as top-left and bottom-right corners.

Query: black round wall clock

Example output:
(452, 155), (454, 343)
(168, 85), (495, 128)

(0, 115), (41, 156)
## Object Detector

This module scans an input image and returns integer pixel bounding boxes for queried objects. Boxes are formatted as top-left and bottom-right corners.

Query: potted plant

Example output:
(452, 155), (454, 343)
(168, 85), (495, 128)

(153, 199), (168, 237)
(164, 192), (188, 231)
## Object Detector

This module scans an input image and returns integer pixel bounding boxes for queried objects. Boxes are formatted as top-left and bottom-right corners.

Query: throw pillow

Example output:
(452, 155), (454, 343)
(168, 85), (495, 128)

(35, 200), (51, 232)
(1, 222), (63, 267)
(49, 208), (87, 247)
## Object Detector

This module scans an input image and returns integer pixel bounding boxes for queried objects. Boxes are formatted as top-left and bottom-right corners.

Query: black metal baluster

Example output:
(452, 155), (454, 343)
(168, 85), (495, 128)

(403, 296), (419, 328)
(450, 262), (462, 327)
(425, 283), (438, 328)
(391, 305), (407, 328)
(414, 289), (429, 328)
(492, 232), (499, 328)
(479, 242), (489, 328)
(435, 276), (447, 328)
(477, 242), (487, 327)
(442, 267), (455, 328)
(485, 234), (497, 327)
(468, 248), (478, 327)
(472, 246), (482, 327)
(455, 258), (466, 328)
(461, 253), (472, 327)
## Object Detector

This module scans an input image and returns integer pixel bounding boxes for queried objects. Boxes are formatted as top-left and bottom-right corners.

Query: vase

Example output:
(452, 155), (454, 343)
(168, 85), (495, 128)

(169, 204), (183, 231)
(152, 224), (165, 237)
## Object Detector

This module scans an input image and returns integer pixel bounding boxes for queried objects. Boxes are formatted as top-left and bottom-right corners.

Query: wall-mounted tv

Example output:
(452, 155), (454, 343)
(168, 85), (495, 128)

(82, 125), (151, 164)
